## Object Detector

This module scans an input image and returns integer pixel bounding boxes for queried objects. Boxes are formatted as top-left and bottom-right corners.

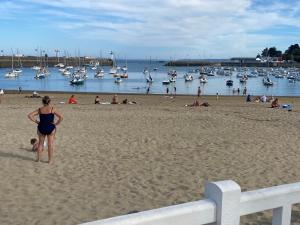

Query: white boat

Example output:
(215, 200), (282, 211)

(169, 77), (176, 83)
(95, 69), (104, 78)
(143, 68), (149, 75)
(62, 70), (71, 76)
(263, 77), (273, 86)
(55, 63), (65, 68)
(70, 73), (85, 85)
(162, 80), (170, 85)
(184, 73), (193, 82)
(32, 65), (41, 70)
(35, 71), (46, 79)
(35, 67), (49, 79)
(239, 76), (247, 83)
(5, 71), (18, 78)
(199, 77), (208, 83)
(13, 68), (22, 74)
(109, 51), (118, 75)
(115, 77), (122, 83)
(168, 70), (177, 77)
(146, 77), (153, 83)
(70, 77), (84, 85)
(236, 73), (244, 78)
(5, 53), (19, 78)
(109, 67), (117, 74)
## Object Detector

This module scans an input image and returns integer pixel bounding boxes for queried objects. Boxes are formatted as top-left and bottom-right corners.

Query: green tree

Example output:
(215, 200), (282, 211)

(261, 48), (269, 57)
(268, 47), (282, 57)
(283, 44), (300, 62)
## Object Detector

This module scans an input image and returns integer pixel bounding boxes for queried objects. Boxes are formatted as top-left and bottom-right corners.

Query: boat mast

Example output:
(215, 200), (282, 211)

(11, 49), (14, 71)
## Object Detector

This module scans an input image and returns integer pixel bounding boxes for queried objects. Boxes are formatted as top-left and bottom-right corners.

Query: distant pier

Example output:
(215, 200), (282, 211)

(165, 59), (300, 67)
(0, 56), (113, 68)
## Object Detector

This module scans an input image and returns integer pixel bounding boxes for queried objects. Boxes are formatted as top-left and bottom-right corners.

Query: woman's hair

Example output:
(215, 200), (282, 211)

(42, 96), (51, 105)
(30, 138), (38, 145)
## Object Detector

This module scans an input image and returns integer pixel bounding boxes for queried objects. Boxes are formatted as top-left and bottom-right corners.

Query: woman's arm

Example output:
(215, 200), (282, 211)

(28, 109), (39, 124)
(53, 109), (63, 126)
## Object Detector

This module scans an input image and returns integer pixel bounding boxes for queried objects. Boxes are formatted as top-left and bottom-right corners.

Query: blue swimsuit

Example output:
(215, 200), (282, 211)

(38, 108), (56, 135)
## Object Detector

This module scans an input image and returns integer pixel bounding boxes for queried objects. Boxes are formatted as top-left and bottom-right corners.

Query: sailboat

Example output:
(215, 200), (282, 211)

(32, 48), (41, 70)
(109, 51), (117, 74)
(184, 73), (193, 82)
(13, 51), (23, 74)
(35, 50), (50, 79)
(70, 72), (85, 85)
(95, 52), (105, 78)
(120, 58), (128, 78)
(5, 52), (19, 78)
(35, 67), (46, 79)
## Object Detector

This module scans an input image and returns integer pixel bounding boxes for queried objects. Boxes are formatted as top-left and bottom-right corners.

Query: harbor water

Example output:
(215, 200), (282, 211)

(1, 60), (300, 96)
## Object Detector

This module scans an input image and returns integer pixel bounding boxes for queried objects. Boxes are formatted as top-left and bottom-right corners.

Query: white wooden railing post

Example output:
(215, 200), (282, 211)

(272, 205), (292, 225)
(204, 180), (241, 225)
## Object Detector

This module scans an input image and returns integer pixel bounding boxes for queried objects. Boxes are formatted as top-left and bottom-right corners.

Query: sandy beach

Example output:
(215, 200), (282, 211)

(1, 92), (300, 225)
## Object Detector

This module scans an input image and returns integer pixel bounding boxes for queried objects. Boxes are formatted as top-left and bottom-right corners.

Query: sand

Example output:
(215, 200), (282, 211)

(0, 92), (300, 225)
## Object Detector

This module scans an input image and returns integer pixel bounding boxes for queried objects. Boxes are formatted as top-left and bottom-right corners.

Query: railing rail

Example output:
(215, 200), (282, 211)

(80, 180), (300, 225)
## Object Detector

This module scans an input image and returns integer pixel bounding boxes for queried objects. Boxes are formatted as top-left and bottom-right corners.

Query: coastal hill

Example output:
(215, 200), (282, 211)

(0, 56), (112, 68)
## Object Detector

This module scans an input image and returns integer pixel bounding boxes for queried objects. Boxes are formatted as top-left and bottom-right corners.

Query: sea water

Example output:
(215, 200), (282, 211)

(1, 60), (300, 96)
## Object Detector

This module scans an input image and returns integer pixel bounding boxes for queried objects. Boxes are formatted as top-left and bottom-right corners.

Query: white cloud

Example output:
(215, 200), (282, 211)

(11, 0), (300, 58)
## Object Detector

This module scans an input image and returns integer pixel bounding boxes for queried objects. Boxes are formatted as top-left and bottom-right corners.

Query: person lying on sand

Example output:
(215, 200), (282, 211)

(122, 98), (137, 104)
(185, 100), (209, 107)
(25, 91), (41, 98)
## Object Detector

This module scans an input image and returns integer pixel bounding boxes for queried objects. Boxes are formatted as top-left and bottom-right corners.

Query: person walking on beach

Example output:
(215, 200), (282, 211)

(146, 86), (150, 95)
(197, 86), (201, 97)
(174, 86), (177, 96)
(0, 89), (4, 104)
(166, 87), (169, 95)
(18, 86), (22, 94)
(28, 96), (63, 164)
(237, 88), (240, 95)
(243, 87), (247, 96)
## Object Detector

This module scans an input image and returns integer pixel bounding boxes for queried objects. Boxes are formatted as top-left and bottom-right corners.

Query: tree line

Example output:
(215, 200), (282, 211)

(257, 44), (300, 62)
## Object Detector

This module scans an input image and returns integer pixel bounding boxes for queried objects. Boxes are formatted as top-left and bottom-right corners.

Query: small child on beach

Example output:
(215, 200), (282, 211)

(30, 138), (38, 152)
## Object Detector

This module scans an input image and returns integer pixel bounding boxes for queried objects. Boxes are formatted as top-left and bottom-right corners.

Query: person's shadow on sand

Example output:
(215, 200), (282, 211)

(0, 150), (34, 162)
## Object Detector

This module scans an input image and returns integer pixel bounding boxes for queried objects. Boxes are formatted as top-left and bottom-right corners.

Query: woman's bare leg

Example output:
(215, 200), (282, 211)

(47, 130), (56, 164)
(37, 132), (46, 162)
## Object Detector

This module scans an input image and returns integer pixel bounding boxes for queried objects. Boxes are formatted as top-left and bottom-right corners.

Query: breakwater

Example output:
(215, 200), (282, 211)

(0, 56), (112, 68)
(165, 60), (300, 68)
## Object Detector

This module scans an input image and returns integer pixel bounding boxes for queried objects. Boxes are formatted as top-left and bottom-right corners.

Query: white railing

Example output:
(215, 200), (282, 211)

(80, 180), (300, 225)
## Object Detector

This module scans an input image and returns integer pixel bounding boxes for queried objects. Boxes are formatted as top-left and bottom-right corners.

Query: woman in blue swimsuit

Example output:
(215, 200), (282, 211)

(28, 96), (63, 163)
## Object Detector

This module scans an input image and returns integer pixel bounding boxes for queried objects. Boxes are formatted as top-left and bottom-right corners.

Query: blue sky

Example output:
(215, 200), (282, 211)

(0, 0), (300, 59)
